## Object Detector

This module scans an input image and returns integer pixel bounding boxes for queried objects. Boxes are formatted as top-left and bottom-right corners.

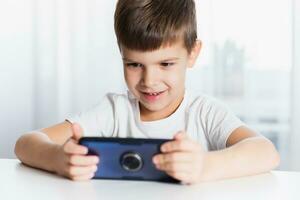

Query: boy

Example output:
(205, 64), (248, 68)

(15, 0), (280, 184)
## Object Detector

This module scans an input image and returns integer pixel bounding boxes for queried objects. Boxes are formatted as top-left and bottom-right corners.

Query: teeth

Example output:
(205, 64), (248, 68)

(143, 91), (164, 96)
(147, 92), (159, 96)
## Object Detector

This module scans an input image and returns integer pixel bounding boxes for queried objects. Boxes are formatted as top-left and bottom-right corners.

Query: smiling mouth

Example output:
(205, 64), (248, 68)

(140, 90), (166, 102)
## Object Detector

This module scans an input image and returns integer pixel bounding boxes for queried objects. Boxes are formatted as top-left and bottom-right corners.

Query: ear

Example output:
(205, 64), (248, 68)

(187, 40), (202, 68)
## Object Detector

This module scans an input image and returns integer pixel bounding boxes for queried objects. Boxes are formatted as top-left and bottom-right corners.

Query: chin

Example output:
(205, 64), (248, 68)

(140, 101), (168, 112)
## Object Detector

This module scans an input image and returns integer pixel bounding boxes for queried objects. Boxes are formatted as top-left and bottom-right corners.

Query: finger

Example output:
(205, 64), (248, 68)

(67, 165), (98, 177)
(165, 171), (189, 182)
(161, 140), (198, 153)
(173, 131), (188, 140)
(64, 139), (88, 155)
(153, 152), (193, 164)
(155, 162), (191, 173)
(70, 173), (95, 181)
(68, 155), (99, 166)
(71, 123), (84, 141)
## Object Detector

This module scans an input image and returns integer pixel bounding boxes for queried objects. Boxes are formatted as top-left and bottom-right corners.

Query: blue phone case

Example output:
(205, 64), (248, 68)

(79, 137), (179, 183)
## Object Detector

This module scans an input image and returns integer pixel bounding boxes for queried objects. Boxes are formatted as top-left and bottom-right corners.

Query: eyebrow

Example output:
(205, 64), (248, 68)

(122, 57), (179, 63)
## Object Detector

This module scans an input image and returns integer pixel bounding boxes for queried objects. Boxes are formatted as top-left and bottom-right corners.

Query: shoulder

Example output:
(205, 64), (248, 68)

(187, 91), (229, 112)
(104, 91), (134, 105)
(186, 91), (237, 124)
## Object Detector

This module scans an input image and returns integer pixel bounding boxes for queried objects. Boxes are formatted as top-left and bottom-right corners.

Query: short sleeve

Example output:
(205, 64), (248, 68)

(66, 94), (115, 137)
(199, 97), (245, 150)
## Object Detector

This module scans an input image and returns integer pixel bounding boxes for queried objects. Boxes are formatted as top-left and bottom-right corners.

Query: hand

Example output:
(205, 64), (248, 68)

(54, 123), (99, 181)
(152, 131), (207, 184)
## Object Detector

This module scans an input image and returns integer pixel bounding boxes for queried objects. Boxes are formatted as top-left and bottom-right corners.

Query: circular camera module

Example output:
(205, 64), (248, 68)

(120, 152), (143, 172)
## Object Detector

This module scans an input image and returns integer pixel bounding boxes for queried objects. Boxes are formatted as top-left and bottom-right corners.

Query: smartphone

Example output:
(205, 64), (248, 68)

(79, 137), (179, 183)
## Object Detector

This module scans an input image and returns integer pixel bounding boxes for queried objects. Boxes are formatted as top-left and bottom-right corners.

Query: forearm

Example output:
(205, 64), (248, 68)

(201, 136), (280, 181)
(14, 132), (61, 173)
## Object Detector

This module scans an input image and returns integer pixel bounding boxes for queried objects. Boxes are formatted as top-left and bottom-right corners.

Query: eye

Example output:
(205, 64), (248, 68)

(160, 62), (174, 67)
(126, 63), (143, 68)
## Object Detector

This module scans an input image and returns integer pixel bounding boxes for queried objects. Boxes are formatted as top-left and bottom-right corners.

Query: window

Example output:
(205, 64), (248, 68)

(190, 0), (292, 169)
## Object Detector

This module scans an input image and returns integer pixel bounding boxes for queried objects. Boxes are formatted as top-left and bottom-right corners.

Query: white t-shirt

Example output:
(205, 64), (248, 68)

(66, 90), (245, 151)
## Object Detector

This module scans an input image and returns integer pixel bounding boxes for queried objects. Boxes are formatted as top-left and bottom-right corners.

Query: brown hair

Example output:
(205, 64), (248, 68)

(114, 0), (197, 53)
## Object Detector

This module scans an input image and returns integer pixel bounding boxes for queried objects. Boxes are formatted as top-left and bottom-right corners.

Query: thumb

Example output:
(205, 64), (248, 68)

(174, 131), (188, 140)
(71, 123), (84, 141)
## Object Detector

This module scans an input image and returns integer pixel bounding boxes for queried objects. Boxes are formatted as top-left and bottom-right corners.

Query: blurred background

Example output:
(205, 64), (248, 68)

(0, 0), (299, 171)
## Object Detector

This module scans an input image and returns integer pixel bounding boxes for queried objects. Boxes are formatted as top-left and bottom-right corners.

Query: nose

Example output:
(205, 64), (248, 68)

(142, 67), (158, 87)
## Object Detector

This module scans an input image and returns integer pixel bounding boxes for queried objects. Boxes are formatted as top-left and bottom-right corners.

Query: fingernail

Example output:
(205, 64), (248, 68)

(92, 166), (98, 172)
(153, 157), (158, 164)
(94, 157), (99, 163)
(82, 147), (88, 153)
(161, 146), (167, 152)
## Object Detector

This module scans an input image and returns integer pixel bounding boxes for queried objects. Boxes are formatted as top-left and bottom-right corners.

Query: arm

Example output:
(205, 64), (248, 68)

(14, 122), (99, 180)
(14, 122), (72, 172)
(201, 126), (280, 181)
(153, 126), (280, 184)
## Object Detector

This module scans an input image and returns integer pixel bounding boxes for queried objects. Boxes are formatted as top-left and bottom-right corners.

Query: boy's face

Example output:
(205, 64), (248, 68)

(121, 40), (201, 121)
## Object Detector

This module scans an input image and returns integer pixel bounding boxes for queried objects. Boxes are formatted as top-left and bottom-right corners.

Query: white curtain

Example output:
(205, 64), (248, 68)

(33, 0), (125, 128)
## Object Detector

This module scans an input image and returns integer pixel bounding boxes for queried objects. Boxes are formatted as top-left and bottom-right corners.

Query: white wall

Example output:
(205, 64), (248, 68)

(290, 0), (300, 170)
(0, 0), (35, 158)
(0, 0), (125, 158)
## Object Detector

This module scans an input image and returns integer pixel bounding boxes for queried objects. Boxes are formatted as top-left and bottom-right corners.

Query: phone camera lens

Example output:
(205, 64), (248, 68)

(120, 152), (143, 172)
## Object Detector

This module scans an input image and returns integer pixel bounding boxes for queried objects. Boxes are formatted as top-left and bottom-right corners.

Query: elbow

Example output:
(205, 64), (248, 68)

(14, 134), (32, 161)
(14, 135), (25, 160)
(272, 148), (281, 169)
(265, 139), (281, 170)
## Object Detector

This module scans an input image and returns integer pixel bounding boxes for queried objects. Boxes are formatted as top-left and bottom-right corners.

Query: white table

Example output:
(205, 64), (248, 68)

(1, 159), (299, 200)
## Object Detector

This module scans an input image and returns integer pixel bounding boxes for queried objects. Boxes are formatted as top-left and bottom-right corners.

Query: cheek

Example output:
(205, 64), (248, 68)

(164, 67), (186, 86)
(124, 69), (141, 86)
